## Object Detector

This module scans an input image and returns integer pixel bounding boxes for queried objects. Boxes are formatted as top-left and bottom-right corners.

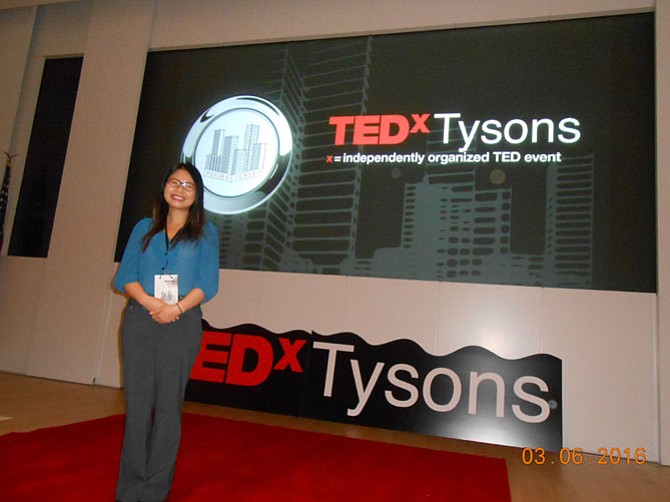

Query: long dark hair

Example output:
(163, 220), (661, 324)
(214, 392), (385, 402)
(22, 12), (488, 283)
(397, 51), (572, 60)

(141, 162), (206, 251)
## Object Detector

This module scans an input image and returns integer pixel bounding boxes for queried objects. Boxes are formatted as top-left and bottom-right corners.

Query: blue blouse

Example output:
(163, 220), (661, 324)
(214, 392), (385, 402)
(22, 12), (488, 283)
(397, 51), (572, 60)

(114, 218), (220, 302)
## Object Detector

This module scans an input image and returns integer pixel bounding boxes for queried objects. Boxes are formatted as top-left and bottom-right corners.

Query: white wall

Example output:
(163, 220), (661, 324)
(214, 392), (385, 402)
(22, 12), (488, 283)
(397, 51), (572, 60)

(0, 0), (666, 463)
(0, 4), (36, 376)
(655, 0), (670, 469)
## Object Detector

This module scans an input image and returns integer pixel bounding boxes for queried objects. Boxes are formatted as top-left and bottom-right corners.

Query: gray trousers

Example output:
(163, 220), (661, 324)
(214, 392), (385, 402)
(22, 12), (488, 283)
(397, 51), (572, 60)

(116, 299), (203, 502)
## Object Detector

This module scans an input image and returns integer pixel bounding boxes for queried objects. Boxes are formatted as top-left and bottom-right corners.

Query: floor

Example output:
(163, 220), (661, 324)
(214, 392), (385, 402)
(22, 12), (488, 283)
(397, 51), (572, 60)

(1, 371), (670, 501)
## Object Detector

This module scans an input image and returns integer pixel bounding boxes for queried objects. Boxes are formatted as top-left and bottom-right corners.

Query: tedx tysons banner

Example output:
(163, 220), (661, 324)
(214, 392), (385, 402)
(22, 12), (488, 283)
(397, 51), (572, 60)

(186, 322), (563, 451)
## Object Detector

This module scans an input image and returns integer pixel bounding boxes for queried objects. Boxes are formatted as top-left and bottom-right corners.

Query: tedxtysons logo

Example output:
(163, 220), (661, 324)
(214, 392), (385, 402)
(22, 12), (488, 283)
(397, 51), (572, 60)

(187, 324), (563, 451)
(182, 95), (293, 214)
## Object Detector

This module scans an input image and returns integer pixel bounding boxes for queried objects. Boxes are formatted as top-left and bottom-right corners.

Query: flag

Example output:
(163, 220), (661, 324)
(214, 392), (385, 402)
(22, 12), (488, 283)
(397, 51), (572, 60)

(0, 152), (12, 252)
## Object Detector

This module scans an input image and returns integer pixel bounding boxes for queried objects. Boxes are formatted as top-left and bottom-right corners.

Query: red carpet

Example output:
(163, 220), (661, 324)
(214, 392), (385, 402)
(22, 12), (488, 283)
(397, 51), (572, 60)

(0, 413), (511, 501)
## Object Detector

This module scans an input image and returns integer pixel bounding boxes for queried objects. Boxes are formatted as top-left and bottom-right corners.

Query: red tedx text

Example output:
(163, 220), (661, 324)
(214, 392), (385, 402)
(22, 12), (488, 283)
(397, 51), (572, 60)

(329, 114), (430, 145)
(190, 331), (307, 386)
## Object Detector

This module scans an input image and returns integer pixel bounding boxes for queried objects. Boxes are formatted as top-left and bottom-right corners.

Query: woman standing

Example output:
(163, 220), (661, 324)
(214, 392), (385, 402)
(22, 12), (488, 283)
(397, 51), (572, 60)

(114, 162), (219, 502)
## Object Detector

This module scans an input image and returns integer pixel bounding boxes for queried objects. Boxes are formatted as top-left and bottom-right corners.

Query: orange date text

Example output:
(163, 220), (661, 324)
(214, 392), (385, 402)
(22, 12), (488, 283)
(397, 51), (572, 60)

(521, 447), (647, 465)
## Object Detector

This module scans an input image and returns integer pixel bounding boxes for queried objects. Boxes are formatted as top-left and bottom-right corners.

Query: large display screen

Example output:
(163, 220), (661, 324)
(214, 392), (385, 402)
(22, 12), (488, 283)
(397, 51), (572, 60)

(116, 13), (655, 292)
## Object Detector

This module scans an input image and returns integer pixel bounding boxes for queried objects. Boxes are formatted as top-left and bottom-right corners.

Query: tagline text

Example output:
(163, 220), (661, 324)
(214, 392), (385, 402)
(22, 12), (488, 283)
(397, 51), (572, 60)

(327, 150), (563, 166)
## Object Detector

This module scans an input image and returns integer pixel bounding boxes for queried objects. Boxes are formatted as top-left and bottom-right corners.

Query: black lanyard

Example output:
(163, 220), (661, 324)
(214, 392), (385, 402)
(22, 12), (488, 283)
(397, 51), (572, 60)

(162, 230), (169, 274)
(162, 227), (175, 274)
(162, 226), (183, 274)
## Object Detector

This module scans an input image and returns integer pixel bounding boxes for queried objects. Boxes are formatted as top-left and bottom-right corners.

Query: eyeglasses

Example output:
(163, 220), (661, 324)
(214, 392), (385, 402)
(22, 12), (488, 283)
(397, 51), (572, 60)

(167, 178), (195, 192)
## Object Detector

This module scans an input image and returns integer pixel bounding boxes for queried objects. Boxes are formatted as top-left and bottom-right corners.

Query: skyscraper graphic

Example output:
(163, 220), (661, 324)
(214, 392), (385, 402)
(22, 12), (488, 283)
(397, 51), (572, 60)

(221, 135), (238, 174)
(205, 129), (224, 172)
(281, 37), (372, 275)
(204, 124), (265, 180)
(205, 37), (595, 289)
(341, 162), (516, 283)
(250, 142), (267, 175)
(243, 124), (260, 172)
(207, 45), (307, 271)
(544, 155), (595, 288)
(341, 131), (594, 288)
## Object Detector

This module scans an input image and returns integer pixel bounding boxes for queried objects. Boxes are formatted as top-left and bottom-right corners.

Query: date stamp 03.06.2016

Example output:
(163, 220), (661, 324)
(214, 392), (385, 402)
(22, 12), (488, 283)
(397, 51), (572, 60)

(522, 447), (647, 466)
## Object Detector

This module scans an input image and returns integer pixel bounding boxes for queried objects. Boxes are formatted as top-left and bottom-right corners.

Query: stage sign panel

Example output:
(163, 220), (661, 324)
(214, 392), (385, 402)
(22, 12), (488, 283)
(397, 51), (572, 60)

(116, 13), (655, 293)
(187, 322), (562, 451)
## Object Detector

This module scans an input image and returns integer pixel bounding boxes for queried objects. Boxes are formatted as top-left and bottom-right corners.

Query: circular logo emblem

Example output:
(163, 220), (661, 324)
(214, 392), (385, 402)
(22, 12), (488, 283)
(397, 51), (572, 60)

(182, 95), (292, 214)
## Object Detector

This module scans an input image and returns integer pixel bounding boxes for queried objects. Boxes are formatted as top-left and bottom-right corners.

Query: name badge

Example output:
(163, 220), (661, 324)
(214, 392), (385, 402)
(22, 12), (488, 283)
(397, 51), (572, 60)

(155, 274), (179, 304)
